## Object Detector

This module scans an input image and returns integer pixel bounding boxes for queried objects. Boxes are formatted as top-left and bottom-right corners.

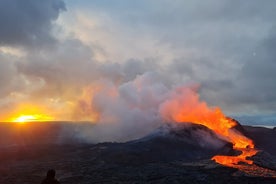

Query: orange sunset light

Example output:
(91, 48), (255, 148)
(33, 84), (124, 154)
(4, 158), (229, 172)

(11, 114), (53, 123)
(2, 103), (55, 123)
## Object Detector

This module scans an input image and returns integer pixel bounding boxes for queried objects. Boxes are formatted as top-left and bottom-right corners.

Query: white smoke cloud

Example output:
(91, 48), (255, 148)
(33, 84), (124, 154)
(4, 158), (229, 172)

(68, 71), (230, 143)
(74, 72), (169, 142)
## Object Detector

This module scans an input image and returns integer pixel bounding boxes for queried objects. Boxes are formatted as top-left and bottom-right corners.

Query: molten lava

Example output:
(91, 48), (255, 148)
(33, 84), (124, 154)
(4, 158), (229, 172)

(159, 87), (258, 167)
(212, 148), (258, 166)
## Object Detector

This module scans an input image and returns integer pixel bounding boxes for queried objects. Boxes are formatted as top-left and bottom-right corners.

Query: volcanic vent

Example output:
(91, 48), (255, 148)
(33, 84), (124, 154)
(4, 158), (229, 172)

(159, 87), (257, 167)
(98, 123), (232, 164)
(83, 83), (268, 172)
(96, 120), (276, 178)
(42, 81), (275, 179)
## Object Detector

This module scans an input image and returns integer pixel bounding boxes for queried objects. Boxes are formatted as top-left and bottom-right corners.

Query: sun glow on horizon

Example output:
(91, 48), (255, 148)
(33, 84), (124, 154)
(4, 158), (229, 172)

(11, 114), (54, 123)
(1, 103), (56, 123)
(12, 115), (37, 123)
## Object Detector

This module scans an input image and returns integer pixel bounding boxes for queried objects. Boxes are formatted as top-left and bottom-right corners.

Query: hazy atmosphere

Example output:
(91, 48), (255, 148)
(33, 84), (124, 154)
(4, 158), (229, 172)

(1, 0), (276, 126)
(2, 2), (276, 183)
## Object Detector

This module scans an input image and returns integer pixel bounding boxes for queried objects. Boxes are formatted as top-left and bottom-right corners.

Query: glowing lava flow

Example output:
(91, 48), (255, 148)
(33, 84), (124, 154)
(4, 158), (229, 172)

(212, 148), (258, 166)
(210, 118), (258, 166)
(159, 87), (258, 167)
(211, 118), (258, 166)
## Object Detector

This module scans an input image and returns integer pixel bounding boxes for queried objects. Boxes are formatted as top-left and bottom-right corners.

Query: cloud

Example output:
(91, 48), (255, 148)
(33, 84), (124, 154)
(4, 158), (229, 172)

(17, 39), (96, 94)
(236, 29), (276, 112)
(0, 55), (19, 97)
(0, 0), (65, 46)
(1, 0), (276, 125)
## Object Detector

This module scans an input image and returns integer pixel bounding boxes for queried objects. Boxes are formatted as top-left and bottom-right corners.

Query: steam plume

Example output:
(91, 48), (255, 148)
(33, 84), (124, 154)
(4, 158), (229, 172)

(72, 72), (223, 143)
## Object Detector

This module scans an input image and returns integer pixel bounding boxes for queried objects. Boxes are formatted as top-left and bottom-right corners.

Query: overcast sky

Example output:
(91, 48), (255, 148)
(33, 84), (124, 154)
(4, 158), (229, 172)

(0, 0), (276, 124)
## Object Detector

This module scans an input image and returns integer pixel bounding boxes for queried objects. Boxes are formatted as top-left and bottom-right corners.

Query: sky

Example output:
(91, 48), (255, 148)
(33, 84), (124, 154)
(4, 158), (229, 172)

(0, 0), (276, 125)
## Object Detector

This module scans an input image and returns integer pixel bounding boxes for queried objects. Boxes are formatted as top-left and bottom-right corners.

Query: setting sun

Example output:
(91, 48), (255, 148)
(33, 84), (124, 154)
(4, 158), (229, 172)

(12, 115), (38, 123)
(1, 103), (56, 123)
(10, 114), (54, 123)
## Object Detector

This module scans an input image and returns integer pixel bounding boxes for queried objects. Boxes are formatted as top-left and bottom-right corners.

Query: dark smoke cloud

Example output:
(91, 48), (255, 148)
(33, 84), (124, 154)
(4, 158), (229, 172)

(0, 0), (65, 46)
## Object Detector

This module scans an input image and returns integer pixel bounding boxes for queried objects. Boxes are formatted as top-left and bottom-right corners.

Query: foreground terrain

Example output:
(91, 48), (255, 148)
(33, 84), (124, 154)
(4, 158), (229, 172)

(0, 122), (276, 183)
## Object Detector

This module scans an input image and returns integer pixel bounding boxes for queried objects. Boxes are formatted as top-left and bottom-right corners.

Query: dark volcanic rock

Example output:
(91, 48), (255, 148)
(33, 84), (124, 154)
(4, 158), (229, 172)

(251, 151), (276, 170)
(98, 123), (232, 165)
(1, 122), (276, 183)
(1, 144), (276, 184)
(243, 125), (276, 156)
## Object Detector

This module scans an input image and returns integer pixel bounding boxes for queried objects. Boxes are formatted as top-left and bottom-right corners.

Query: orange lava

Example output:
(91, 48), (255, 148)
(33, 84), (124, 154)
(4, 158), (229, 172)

(159, 87), (258, 167)
(212, 148), (258, 166)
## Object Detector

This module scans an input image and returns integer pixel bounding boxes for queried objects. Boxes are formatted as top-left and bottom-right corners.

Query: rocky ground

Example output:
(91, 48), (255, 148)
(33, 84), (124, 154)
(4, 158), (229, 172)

(0, 144), (276, 184)
(0, 122), (276, 183)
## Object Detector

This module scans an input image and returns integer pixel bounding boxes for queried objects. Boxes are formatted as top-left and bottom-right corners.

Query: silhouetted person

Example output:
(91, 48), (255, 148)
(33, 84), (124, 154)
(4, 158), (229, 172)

(41, 169), (60, 184)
